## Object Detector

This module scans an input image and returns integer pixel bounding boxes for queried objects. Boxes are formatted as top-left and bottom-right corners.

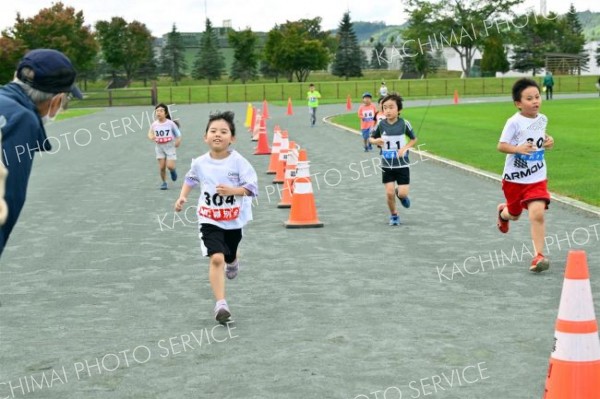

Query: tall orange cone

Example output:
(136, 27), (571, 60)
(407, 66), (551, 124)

(254, 116), (271, 155)
(346, 94), (352, 110)
(285, 175), (323, 228)
(286, 97), (294, 115)
(244, 103), (252, 128)
(273, 131), (289, 184)
(262, 99), (270, 119)
(543, 250), (600, 399)
(453, 89), (459, 104)
(251, 109), (262, 141)
(267, 127), (282, 174)
(278, 142), (299, 208)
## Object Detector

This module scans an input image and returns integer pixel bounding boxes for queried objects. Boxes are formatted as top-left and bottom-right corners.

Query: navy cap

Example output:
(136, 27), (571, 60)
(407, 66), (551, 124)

(362, 92), (372, 98)
(16, 49), (83, 99)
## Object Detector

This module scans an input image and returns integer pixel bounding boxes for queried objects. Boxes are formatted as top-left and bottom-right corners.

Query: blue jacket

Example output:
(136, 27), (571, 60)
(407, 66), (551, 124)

(0, 83), (51, 256)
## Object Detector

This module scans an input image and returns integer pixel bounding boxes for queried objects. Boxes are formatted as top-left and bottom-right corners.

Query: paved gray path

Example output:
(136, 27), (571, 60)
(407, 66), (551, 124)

(0, 99), (598, 399)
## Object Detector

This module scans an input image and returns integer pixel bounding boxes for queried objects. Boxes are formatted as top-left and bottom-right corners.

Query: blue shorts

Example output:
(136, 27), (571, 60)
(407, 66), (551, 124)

(361, 129), (371, 140)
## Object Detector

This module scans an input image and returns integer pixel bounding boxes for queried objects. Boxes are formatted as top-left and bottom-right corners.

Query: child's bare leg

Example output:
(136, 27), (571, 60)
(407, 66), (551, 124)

(158, 158), (167, 181)
(528, 201), (547, 254)
(500, 207), (520, 221)
(166, 159), (176, 172)
(385, 183), (397, 214)
(396, 184), (410, 199)
(209, 253), (226, 301)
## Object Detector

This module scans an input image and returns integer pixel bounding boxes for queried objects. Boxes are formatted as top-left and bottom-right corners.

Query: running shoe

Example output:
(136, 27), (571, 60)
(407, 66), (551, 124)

(389, 214), (400, 226)
(225, 259), (239, 280)
(530, 254), (550, 273)
(214, 302), (232, 324)
(160, 182), (168, 190)
(170, 169), (177, 182)
(497, 203), (509, 233)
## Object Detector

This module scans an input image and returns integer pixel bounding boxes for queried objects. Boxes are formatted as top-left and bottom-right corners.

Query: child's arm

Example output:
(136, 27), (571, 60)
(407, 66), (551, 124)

(216, 186), (252, 196)
(147, 127), (155, 142)
(175, 183), (193, 212)
(497, 141), (535, 155)
(216, 160), (258, 197)
(543, 134), (554, 150)
(369, 125), (384, 146)
(399, 137), (418, 157)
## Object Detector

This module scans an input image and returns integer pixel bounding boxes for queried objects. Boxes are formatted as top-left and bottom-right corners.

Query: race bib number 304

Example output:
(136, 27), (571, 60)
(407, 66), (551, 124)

(198, 192), (240, 221)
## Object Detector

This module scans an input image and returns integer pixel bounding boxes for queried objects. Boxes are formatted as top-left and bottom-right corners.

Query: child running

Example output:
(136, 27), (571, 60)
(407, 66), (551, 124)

(357, 92), (377, 152)
(148, 103), (181, 190)
(174, 111), (258, 324)
(369, 94), (417, 226)
(497, 78), (554, 272)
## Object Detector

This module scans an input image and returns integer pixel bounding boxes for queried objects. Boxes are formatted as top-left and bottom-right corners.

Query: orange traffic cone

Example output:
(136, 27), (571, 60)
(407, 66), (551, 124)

(298, 148), (307, 162)
(543, 250), (600, 399)
(346, 94), (352, 110)
(453, 89), (459, 104)
(273, 131), (289, 184)
(254, 116), (271, 155)
(267, 127), (282, 174)
(278, 141), (298, 208)
(285, 175), (323, 228)
(262, 99), (270, 119)
(252, 109), (262, 141)
(286, 97), (293, 115)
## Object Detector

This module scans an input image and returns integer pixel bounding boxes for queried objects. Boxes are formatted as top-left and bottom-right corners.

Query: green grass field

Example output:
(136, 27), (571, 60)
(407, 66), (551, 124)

(56, 108), (101, 121)
(70, 75), (600, 108)
(332, 98), (600, 206)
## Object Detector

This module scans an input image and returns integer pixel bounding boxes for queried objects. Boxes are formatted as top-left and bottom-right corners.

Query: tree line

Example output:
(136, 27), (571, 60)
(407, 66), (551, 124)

(1, 1), (598, 88)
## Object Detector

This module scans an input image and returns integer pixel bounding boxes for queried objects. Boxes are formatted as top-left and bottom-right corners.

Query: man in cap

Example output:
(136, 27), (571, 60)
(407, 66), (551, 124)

(0, 49), (83, 257)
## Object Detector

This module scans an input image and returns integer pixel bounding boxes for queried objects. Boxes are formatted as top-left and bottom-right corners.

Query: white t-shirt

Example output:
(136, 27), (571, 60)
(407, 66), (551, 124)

(499, 112), (548, 184)
(151, 119), (181, 144)
(184, 150), (258, 229)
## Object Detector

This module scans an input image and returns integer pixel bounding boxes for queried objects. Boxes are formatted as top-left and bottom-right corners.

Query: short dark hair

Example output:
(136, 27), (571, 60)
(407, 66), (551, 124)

(381, 93), (403, 110)
(309, 83), (315, 87)
(205, 111), (236, 136)
(512, 78), (540, 102)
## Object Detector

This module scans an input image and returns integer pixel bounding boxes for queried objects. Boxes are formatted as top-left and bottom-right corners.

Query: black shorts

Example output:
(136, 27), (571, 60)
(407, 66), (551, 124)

(382, 167), (410, 185)
(199, 223), (242, 264)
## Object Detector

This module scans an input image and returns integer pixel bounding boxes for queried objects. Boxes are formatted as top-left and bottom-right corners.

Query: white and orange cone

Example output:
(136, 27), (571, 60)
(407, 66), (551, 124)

(543, 250), (600, 399)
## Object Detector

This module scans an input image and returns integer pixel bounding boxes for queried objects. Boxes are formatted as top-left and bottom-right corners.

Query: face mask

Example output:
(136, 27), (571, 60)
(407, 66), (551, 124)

(41, 96), (63, 125)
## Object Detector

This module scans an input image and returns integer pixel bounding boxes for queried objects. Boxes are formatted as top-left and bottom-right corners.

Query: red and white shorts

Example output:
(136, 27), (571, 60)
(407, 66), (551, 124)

(502, 179), (550, 217)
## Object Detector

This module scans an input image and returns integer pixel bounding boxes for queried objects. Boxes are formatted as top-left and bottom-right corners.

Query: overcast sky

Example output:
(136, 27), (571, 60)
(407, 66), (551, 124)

(2, 0), (598, 37)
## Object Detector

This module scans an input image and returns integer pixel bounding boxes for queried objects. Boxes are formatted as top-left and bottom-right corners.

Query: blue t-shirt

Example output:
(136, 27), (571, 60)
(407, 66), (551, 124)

(0, 83), (52, 255)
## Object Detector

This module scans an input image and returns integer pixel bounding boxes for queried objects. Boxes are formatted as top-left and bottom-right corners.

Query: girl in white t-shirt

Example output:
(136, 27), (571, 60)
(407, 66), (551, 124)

(147, 103), (181, 190)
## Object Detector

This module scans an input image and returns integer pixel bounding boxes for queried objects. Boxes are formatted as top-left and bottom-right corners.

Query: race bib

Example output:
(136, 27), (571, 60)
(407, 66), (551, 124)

(198, 191), (240, 221)
(155, 136), (173, 144)
(382, 150), (397, 159)
(515, 150), (545, 161)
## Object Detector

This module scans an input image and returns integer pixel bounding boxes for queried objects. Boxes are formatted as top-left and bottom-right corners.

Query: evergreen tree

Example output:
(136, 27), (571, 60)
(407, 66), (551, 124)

(229, 28), (258, 83)
(558, 4), (588, 73)
(370, 42), (388, 69)
(160, 24), (187, 84)
(331, 12), (363, 79)
(192, 18), (224, 84)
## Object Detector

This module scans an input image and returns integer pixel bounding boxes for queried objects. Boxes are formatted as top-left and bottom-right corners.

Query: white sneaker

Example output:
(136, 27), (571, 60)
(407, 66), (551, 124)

(214, 302), (231, 324)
